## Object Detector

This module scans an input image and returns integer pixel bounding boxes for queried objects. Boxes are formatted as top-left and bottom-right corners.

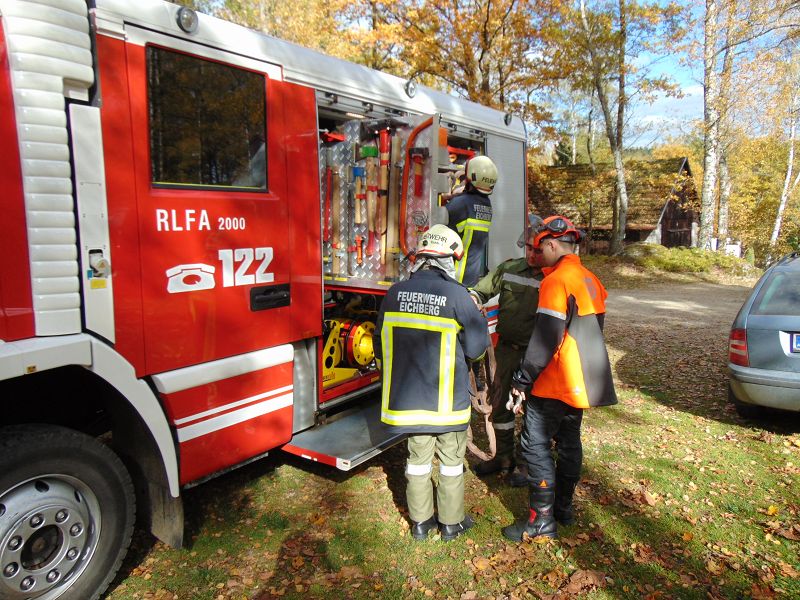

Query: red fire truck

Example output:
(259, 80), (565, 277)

(0, 0), (527, 597)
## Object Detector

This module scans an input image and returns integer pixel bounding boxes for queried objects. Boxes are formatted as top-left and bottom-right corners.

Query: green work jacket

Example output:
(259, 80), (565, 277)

(470, 257), (542, 348)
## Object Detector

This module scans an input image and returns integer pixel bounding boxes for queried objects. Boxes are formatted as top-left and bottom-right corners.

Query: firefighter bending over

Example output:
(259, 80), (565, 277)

(470, 215), (545, 486)
(445, 155), (497, 287)
(375, 225), (490, 542)
(502, 216), (618, 541)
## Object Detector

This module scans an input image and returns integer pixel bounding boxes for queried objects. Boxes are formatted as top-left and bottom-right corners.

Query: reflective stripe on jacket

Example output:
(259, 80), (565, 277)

(521, 254), (618, 409)
(445, 191), (492, 286)
(374, 268), (490, 434)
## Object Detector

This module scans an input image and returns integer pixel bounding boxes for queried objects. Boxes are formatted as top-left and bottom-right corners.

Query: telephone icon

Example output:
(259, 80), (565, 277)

(166, 263), (216, 293)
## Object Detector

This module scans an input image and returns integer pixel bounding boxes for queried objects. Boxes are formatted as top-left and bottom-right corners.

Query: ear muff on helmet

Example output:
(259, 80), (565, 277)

(465, 155), (498, 194)
(532, 215), (583, 249)
(416, 224), (465, 260)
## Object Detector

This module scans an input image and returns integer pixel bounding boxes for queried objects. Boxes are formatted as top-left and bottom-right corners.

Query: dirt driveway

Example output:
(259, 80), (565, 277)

(602, 281), (753, 418)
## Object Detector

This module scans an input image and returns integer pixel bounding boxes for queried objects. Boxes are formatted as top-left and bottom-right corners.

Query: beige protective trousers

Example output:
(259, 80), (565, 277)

(406, 430), (467, 526)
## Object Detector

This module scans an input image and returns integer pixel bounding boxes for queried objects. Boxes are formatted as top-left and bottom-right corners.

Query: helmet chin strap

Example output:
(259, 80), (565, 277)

(411, 255), (457, 280)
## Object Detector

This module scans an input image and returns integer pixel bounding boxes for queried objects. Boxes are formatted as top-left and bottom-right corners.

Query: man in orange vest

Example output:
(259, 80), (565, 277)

(502, 216), (618, 541)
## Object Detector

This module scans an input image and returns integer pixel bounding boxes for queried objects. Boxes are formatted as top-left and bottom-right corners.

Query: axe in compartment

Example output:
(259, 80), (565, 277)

(385, 129), (403, 280)
(346, 166), (359, 275)
(320, 131), (346, 257)
(330, 168), (343, 276)
(360, 145), (379, 256)
(359, 118), (408, 260)
(410, 147), (430, 197)
(377, 128), (390, 264)
(352, 165), (365, 225)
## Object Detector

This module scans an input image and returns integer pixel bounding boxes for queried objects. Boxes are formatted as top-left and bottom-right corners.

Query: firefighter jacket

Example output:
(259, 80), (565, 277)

(445, 190), (492, 287)
(470, 258), (543, 348)
(513, 254), (618, 409)
(374, 267), (490, 435)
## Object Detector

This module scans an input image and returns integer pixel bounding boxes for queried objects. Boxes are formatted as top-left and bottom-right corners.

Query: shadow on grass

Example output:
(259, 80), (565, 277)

(109, 454), (284, 596)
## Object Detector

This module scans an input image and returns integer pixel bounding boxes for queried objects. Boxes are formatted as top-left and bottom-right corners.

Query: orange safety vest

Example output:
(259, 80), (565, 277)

(532, 254), (617, 409)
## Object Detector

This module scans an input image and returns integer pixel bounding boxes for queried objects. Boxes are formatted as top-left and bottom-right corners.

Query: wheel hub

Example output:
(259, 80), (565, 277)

(0, 477), (99, 599)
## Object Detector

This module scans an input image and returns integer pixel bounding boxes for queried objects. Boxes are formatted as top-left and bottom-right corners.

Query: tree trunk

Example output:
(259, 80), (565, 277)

(580, 0), (630, 255)
(586, 92), (597, 253)
(770, 83), (800, 253)
(718, 154), (731, 239)
(700, 0), (720, 249)
(716, 0), (736, 240)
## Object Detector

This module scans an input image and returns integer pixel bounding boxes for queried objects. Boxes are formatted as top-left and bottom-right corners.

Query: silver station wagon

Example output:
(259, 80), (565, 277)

(728, 252), (800, 417)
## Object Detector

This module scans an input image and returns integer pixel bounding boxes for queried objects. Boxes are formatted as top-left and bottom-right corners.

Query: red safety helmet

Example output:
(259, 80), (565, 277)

(532, 215), (583, 249)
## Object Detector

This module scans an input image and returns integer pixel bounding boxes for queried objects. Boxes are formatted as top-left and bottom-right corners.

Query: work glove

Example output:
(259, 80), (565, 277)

(510, 368), (530, 393)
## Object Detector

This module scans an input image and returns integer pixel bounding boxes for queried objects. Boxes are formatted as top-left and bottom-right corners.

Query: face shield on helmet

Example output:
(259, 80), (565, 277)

(532, 215), (584, 249)
(465, 155), (498, 194)
(517, 213), (545, 248)
(416, 224), (464, 261)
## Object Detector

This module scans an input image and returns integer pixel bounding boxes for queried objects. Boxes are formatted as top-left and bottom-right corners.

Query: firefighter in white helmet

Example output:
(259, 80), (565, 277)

(445, 155), (498, 287)
(374, 225), (490, 541)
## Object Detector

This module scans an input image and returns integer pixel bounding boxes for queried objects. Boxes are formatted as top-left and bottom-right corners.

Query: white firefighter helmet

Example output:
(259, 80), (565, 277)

(466, 155), (498, 194)
(416, 224), (464, 261)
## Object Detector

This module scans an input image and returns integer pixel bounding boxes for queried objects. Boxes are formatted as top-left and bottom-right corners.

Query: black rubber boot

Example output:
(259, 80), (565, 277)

(411, 515), (438, 540)
(554, 477), (579, 525)
(508, 463), (528, 487)
(502, 486), (557, 541)
(473, 454), (514, 476)
(440, 514), (475, 542)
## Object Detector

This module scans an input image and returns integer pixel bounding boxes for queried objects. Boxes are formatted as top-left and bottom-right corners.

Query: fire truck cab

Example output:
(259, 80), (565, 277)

(0, 1), (527, 598)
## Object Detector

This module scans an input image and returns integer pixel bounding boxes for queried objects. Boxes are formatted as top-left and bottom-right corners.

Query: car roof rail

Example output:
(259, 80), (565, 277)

(775, 251), (800, 267)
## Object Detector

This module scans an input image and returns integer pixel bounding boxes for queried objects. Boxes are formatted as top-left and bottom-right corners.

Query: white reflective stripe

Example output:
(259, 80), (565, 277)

(493, 421), (516, 430)
(176, 392), (293, 442)
(174, 384), (294, 425)
(502, 273), (540, 288)
(439, 463), (464, 477)
(151, 344), (294, 393)
(406, 463), (433, 476)
(537, 307), (567, 320)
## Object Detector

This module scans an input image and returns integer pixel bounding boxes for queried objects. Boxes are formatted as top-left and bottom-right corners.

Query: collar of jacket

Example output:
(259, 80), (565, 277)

(412, 266), (460, 284)
(541, 253), (581, 277)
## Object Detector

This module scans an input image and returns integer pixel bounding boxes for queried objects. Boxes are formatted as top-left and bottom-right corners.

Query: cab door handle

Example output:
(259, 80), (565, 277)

(250, 283), (290, 311)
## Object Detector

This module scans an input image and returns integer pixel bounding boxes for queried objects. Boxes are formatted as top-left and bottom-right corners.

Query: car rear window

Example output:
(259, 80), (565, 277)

(751, 271), (800, 316)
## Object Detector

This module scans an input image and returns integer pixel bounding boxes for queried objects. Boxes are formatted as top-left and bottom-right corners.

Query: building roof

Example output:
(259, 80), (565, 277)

(529, 157), (698, 230)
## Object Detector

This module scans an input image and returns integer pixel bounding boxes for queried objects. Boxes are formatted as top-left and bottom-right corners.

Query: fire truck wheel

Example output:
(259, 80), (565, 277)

(0, 424), (135, 600)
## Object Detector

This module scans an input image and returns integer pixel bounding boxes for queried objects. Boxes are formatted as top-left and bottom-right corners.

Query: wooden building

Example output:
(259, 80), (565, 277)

(528, 157), (699, 252)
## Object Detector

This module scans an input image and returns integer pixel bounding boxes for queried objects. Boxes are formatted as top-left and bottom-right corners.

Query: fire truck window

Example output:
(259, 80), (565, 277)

(147, 46), (267, 190)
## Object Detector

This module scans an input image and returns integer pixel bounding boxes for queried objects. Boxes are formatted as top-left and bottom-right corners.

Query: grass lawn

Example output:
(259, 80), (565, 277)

(107, 258), (800, 600)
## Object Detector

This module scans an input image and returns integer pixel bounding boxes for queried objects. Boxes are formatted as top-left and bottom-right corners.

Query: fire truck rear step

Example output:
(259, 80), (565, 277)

(282, 400), (405, 471)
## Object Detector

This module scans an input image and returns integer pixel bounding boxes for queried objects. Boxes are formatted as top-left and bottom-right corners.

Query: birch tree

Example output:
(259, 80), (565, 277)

(552, 0), (688, 254)
(699, 0), (800, 248)
(700, 0), (720, 248)
(769, 47), (800, 257)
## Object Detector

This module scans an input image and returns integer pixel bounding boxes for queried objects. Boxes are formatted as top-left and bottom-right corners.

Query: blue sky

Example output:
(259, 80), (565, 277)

(628, 48), (704, 146)
(631, 83), (704, 146)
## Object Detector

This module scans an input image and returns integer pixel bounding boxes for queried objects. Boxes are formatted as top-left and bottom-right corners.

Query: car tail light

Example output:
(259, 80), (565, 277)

(728, 328), (749, 366)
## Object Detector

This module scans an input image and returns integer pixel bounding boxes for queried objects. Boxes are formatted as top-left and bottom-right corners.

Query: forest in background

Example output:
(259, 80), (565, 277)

(177, 0), (800, 264)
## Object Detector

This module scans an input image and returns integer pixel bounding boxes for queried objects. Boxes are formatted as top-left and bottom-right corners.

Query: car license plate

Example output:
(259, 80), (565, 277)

(793, 333), (800, 353)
